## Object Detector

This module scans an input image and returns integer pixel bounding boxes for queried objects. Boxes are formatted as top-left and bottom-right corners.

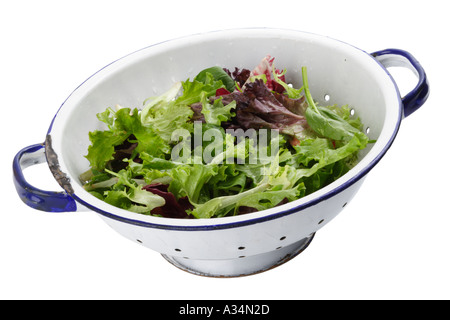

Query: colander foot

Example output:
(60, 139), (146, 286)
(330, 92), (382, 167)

(161, 233), (315, 278)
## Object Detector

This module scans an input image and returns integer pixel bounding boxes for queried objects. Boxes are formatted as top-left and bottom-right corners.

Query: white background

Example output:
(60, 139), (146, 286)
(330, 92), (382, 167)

(1, 0), (448, 300)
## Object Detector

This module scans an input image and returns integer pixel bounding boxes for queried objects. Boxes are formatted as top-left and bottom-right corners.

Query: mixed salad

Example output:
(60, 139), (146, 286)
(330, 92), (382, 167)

(80, 56), (372, 219)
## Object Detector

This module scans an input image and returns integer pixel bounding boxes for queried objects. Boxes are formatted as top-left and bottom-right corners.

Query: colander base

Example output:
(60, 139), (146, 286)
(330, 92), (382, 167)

(161, 233), (315, 278)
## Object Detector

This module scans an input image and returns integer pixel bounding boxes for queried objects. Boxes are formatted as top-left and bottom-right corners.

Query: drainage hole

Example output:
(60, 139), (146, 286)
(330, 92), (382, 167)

(324, 94), (330, 102)
(238, 246), (245, 250)
(136, 239), (142, 243)
(239, 256), (246, 258)
(366, 127), (371, 134)
(175, 248), (182, 252)
(343, 202), (348, 208)
(318, 219), (325, 225)
(350, 108), (355, 116)
(279, 236), (286, 241)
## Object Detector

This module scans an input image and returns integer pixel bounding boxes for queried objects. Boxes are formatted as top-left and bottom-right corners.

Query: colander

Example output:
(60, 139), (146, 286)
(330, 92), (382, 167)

(13, 28), (429, 277)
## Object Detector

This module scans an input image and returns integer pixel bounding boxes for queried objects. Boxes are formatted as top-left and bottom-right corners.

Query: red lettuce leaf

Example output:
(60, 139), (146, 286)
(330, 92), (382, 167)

(143, 183), (193, 219)
(224, 67), (251, 88)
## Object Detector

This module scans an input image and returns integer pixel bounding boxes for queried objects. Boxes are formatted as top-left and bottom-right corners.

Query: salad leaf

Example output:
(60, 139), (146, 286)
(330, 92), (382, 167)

(194, 66), (235, 92)
(175, 72), (225, 106)
(142, 102), (194, 144)
(234, 187), (300, 213)
(302, 66), (368, 146)
(208, 132), (254, 165)
(141, 82), (182, 120)
(168, 163), (219, 203)
(243, 55), (286, 93)
(142, 183), (192, 218)
(273, 93), (308, 117)
(273, 68), (304, 99)
(224, 67), (251, 88)
(86, 130), (129, 171)
(291, 135), (363, 179)
(189, 182), (270, 219)
(200, 93), (236, 126)
(103, 169), (166, 214)
(229, 79), (312, 140)
(215, 170), (247, 194)
(114, 108), (170, 157)
(86, 107), (169, 171)
(189, 157), (305, 219)
(140, 82), (194, 144)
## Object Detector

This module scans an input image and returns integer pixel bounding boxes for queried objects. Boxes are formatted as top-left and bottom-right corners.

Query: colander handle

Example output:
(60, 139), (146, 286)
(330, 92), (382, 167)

(372, 49), (429, 117)
(13, 143), (78, 212)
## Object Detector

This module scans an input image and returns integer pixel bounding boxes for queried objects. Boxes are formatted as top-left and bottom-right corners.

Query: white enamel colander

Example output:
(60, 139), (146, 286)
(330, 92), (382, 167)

(13, 28), (429, 277)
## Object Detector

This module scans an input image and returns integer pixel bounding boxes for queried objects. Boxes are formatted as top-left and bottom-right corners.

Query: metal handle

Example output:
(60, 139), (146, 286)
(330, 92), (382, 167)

(13, 143), (77, 212)
(372, 49), (430, 117)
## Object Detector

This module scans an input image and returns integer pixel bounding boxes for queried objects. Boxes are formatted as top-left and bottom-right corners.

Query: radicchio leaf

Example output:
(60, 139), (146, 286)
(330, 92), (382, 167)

(243, 55), (286, 93)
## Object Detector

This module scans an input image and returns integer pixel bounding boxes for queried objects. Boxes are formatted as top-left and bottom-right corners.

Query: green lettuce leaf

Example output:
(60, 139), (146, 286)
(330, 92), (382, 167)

(194, 66), (235, 92)
(301, 66), (369, 147)
(103, 169), (166, 214)
(114, 108), (170, 156)
(141, 82), (182, 120)
(273, 68), (304, 99)
(86, 130), (129, 171)
(85, 107), (169, 171)
(200, 94), (236, 126)
(189, 183), (270, 219)
(292, 136), (362, 178)
(142, 102), (194, 143)
(234, 187), (300, 213)
(175, 72), (225, 106)
(168, 163), (219, 203)
(140, 82), (194, 144)
(189, 154), (304, 219)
